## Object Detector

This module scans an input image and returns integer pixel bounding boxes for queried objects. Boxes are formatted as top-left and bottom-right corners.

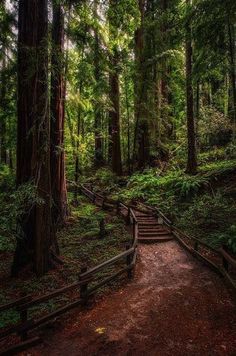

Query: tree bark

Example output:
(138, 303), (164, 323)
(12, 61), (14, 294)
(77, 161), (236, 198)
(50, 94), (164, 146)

(94, 1), (104, 168)
(227, 19), (236, 139)
(108, 0), (122, 175)
(185, 0), (197, 174)
(51, 1), (68, 227)
(109, 52), (122, 175)
(13, 0), (54, 276)
(0, 26), (7, 165)
(134, 0), (150, 169)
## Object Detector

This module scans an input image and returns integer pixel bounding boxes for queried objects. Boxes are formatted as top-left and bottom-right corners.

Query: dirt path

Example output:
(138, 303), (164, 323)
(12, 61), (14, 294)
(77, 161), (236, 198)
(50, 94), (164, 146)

(27, 241), (236, 356)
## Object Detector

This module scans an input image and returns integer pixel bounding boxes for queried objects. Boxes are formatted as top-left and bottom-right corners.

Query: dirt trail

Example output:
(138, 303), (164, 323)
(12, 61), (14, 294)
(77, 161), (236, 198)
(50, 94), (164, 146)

(27, 241), (236, 356)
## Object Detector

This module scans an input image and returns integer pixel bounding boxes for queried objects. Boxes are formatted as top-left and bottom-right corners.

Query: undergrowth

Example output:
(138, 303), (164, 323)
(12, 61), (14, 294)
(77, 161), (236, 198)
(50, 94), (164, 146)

(0, 191), (131, 329)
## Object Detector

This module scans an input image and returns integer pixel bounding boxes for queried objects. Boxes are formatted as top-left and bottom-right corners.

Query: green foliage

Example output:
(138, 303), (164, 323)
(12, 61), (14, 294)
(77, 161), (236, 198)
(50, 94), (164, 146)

(86, 168), (119, 194)
(0, 309), (19, 328)
(199, 159), (236, 176)
(178, 193), (236, 250)
(0, 169), (44, 252)
(121, 168), (209, 203)
(199, 106), (232, 147)
(227, 226), (236, 254)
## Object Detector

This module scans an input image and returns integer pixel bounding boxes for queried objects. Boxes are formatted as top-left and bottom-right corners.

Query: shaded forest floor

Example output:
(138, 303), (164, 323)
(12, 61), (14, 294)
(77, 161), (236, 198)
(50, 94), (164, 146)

(0, 195), (131, 330)
(23, 241), (236, 356)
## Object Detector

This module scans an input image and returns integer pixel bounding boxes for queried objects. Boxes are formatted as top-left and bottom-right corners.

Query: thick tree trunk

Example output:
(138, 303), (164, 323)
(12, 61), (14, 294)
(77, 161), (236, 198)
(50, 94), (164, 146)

(227, 20), (236, 138)
(109, 52), (122, 175)
(124, 73), (131, 174)
(94, 1), (104, 168)
(51, 1), (68, 227)
(13, 0), (53, 276)
(0, 47), (7, 164)
(108, 0), (122, 175)
(185, 0), (197, 174)
(134, 0), (150, 169)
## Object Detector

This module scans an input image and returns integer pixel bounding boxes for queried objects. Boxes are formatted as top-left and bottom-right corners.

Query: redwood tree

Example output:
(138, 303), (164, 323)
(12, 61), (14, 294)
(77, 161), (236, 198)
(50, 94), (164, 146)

(51, 0), (68, 226)
(134, 0), (150, 169)
(94, 1), (104, 168)
(12, 0), (54, 276)
(108, 0), (122, 175)
(185, 0), (197, 174)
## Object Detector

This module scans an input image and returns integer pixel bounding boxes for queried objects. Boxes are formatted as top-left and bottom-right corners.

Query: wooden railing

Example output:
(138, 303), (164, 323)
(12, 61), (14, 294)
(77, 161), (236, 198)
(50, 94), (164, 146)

(172, 226), (236, 292)
(139, 201), (236, 293)
(139, 202), (173, 227)
(0, 186), (138, 355)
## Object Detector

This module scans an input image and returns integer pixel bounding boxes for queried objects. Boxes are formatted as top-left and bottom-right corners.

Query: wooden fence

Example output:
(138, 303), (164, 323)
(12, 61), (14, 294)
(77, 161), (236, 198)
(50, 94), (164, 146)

(140, 201), (236, 294)
(0, 186), (138, 355)
(1, 183), (236, 354)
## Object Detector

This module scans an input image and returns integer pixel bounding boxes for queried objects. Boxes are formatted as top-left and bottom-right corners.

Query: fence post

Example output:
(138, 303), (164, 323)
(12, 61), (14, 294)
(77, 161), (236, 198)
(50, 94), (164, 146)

(126, 245), (132, 279)
(126, 207), (130, 225)
(20, 309), (28, 341)
(222, 257), (229, 272)
(80, 266), (88, 305)
(99, 218), (106, 239)
(93, 194), (96, 204)
(116, 201), (120, 214)
(133, 221), (136, 243)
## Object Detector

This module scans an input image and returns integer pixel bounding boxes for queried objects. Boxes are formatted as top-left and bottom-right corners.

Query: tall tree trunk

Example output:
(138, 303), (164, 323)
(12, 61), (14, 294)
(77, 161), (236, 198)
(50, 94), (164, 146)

(195, 81), (200, 149)
(0, 36), (7, 164)
(124, 72), (131, 174)
(185, 0), (197, 174)
(109, 51), (122, 175)
(108, 0), (122, 175)
(227, 19), (236, 139)
(51, 1), (68, 227)
(94, 1), (104, 168)
(13, 0), (54, 276)
(134, 0), (150, 169)
(74, 103), (82, 200)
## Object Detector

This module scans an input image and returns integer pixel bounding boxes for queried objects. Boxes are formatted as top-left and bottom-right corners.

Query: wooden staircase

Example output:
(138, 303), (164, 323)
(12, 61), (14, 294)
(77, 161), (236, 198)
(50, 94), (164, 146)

(134, 211), (174, 243)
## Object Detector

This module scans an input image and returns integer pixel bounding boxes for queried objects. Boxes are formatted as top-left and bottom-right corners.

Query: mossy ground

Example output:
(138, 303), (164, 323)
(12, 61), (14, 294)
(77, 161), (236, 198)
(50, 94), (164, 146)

(0, 194), (131, 329)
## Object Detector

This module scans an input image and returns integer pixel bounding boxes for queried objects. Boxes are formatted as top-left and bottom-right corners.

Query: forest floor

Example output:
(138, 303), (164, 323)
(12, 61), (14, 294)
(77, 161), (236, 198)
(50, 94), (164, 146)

(23, 240), (236, 356)
(0, 196), (130, 330)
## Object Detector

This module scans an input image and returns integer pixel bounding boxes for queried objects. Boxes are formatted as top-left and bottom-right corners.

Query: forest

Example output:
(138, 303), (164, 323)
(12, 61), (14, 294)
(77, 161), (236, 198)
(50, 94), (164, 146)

(0, 0), (236, 354)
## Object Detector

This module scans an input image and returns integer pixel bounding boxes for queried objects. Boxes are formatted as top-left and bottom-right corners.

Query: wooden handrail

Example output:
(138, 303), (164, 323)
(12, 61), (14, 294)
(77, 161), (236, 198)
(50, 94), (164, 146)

(130, 208), (138, 224)
(0, 296), (32, 313)
(17, 278), (92, 312)
(79, 247), (135, 279)
(140, 202), (172, 226)
(172, 227), (220, 254)
(218, 247), (236, 269)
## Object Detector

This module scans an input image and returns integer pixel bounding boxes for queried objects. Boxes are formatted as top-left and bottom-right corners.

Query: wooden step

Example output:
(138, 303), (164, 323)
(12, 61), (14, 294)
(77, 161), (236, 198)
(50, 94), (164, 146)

(138, 235), (173, 242)
(138, 226), (167, 231)
(139, 231), (170, 236)
(138, 230), (169, 235)
(138, 221), (160, 226)
(137, 218), (157, 222)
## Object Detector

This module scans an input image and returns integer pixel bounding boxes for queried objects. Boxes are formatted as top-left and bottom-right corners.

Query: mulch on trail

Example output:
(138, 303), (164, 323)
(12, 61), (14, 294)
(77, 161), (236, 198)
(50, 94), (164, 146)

(23, 241), (236, 356)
